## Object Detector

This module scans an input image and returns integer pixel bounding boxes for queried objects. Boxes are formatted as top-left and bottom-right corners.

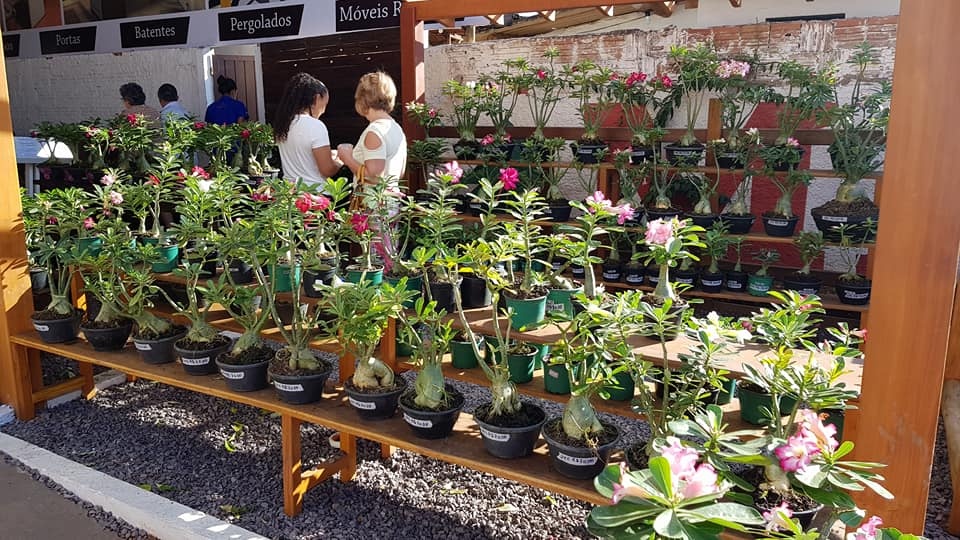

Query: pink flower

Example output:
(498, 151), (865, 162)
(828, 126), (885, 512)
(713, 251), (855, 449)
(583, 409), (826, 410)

(428, 108), (437, 118)
(774, 429), (821, 472)
(315, 194), (331, 210)
(503, 133), (512, 142)
(193, 121), (206, 130)
(147, 174), (160, 186)
(83, 217), (95, 230)
(47, 217), (57, 225)
(853, 516), (883, 540)
(351, 212), (369, 235)
(536, 69), (547, 80)
(609, 72), (620, 81)
(786, 137), (801, 148)
(852, 328), (868, 341)
(252, 187), (274, 202)
(660, 437), (699, 480)
(442, 161), (464, 183)
(716, 59), (751, 79)
(29, 130), (39, 138)
(326, 210), (336, 221)
(100, 174), (116, 186)
(499, 167), (519, 190)
(240, 129), (251, 139)
(481, 134), (495, 146)
(126, 114), (138, 125)
(614, 204), (635, 225)
(660, 74), (673, 88)
(741, 319), (754, 332)
(680, 463), (720, 499)
(108, 191), (123, 205)
(610, 463), (648, 503)
(799, 409), (839, 451)
(295, 193), (330, 214)
(584, 190), (610, 212)
(191, 166), (210, 180)
(645, 218), (674, 246)
(762, 503), (794, 532)
(625, 72), (646, 87)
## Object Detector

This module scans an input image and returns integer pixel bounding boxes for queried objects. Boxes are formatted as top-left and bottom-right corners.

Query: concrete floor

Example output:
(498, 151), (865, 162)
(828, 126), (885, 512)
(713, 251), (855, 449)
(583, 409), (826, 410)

(0, 461), (119, 540)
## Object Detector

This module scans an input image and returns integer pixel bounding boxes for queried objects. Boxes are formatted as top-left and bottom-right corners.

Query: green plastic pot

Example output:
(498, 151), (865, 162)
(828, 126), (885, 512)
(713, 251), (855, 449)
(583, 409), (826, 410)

(271, 263), (302, 293)
(705, 379), (737, 406)
(504, 294), (547, 330)
(450, 336), (483, 369)
(738, 384), (799, 426)
(78, 237), (103, 257)
(604, 371), (635, 402)
(543, 363), (571, 395)
(546, 287), (582, 318)
(532, 343), (550, 370)
(507, 346), (537, 384)
(747, 274), (775, 297)
(385, 274), (423, 308)
(346, 266), (384, 286)
(151, 244), (180, 273)
(397, 335), (413, 358)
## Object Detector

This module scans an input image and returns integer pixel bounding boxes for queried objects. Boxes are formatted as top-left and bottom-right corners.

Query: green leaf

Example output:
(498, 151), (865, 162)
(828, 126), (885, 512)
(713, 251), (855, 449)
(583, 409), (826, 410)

(653, 510), (683, 539)
(648, 457), (674, 499)
(590, 502), (662, 527)
(859, 476), (895, 499)
(155, 483), (174, 493)
(839, 508), (867, 528)
(138, 483), (153, 492)
(688, 502), (765, 526)
(833, 440), (854, 459)
(495, 503), (520, 513)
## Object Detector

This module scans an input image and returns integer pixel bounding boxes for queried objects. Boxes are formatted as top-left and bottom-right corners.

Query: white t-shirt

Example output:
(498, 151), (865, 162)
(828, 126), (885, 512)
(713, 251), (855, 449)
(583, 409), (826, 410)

(278, 114), (331, 186)
(352, 118), (407, 189)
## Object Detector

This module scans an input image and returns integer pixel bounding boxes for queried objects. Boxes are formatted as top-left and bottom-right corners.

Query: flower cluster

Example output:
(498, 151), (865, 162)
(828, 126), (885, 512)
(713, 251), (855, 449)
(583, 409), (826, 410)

(716, 59), (751, 79)
(480, 132), (512, 146)
(294, 193), (331, 214)
(351, 212), (370, 235)
(440, 161), (463, 183)
(645, 218), (674, 245)
(660, 438), (722, 500)
(762, 502), (794, 532)
(773, 409), (839, 472)
(624, 71), (646, 87)
(584, 190), (634, 224)
(499, 167), (519, 191)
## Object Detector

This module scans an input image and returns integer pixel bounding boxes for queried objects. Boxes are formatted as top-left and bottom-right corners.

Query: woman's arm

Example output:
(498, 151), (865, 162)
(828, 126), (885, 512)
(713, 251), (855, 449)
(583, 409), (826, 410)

(359, 131), (386, 181)
(312, 145), (342, 177)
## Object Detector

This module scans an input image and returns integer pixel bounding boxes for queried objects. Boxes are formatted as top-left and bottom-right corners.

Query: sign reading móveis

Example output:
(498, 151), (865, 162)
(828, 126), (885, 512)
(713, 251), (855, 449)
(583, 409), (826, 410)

(39, 26), (97, 55)
(335, 0), (401, 32)
(3, 34), (20, 58)
(218, 5), (304, 41)
(120, 17), (190, 49)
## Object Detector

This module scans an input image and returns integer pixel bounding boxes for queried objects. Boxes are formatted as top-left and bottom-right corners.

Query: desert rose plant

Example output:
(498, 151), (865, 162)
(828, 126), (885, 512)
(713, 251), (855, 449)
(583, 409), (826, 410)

(637, 217), (704, 303)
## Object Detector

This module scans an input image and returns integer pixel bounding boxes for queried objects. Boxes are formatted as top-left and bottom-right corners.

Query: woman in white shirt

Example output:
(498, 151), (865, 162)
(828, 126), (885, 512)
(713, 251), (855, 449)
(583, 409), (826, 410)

(338, 71), (407, 192)
(274, 73), (343, 186)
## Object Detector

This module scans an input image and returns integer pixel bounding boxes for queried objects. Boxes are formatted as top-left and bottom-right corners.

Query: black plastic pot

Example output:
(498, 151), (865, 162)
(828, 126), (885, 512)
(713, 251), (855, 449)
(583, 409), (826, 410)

(216, 358), (270, 392)
(30, 268), (48, 292)
(474, 402), (547, 459)
(623, 264), (645, 286)
(664, 143), (705, 166)
(629, 145), (655, 164)
(269, 368), (330, 405)
(344, 378), (407, 420)
(645, 265), (660, 287)
(601, 261), (622, 283)
(81, 320), (133, 351)
(227, 259), (254, 284)
(184, 251), (218, 278)
(688, 214), (719, 229)
(453, 139), (481, 160)
(714, 151), (744, 169)
(571, 141), (607, 164)
(762, 215), (800, 237)
(460, 275), (492, 309)
(645, 207), (681, 221)
(674, 268), (698, 287)
(570, 265), (585, 279)
(699, 271), (724, 293)
(426, 280), (458, 314)
(542, 419), (620, 479)
(134, 327), (187, 365)
(836, 279), (872, 305)
(811, 212), (878, 242)
(782, 275), (823, 296)
(175, 337), (232, 376)
(398, 386), (464, 439)
(719, 213), (756, 234)
(32, 311), (82, 344)
(725, 270), (748, 293)
(545, 202), (572, 222)
(302, 266), (337, 298)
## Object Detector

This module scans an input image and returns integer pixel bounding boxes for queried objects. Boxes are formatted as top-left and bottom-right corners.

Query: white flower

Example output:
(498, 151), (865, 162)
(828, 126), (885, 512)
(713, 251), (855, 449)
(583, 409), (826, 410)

(198, 179), (214, 192)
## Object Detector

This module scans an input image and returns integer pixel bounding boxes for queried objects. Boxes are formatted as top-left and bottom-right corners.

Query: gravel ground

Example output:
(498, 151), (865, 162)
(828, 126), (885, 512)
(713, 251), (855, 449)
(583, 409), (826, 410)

(4, 351), (955, 540)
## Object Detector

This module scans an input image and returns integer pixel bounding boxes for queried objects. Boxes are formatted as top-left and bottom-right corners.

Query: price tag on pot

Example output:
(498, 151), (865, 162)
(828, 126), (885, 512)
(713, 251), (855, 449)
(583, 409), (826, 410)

(33, 324), (49, 332)
(181, 357), (210, 366)
(403, 413), (433, 429)
(556, 453), (597, 466)
(602, 271), (620, 280)
(221, 370), (244, 380)
(768, 219), (789, 227)
(274, 382), (304, 392)
(548, 368), (561, 379)
(480, 427), (510, 442)
(348, 397), (376, 410)
(843, 291), (870, 300)
(823, 215), (847, 223)
(546, 300), (564, 313)
(701, 279), (722, 287)
(626, 275), (643, 284)
(135, 342), (152, 351)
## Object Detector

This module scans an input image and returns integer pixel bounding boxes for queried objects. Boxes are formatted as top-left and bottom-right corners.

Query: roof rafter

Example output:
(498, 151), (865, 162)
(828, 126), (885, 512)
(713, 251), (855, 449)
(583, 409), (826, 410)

(596, 5), (615, 16)
(648, 1), (676, 17)
(539, 10), (558, 21)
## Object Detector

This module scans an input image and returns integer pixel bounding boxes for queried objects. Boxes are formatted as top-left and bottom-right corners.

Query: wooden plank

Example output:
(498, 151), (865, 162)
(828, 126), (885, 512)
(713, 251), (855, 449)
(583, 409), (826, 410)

(648, 2), (675, 18)
(945, 286), (960, 380)
(479, 7), (644, 39)
(851, 0), (960, 531)
(685, 0), (699, 8)
(410, 0), (645, 20)
(428, 126), (852, 146)
(596, 5), (615, 16)
(78, 362), (95, 398)
(31, 377), (84, 404)
(539, 10), (558, 21)
(400, 5), (426, 146)
(943, 380), (960, 534)
(9, 345), (35, 420)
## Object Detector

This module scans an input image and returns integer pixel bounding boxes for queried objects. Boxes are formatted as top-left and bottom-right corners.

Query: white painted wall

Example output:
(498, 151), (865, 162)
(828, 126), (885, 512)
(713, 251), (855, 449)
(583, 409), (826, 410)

(6, 47), (211, 134)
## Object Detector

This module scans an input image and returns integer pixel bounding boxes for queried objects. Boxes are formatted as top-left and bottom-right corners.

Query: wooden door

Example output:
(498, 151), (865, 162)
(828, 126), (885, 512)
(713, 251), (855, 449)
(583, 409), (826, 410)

(213, 54), (259, 122)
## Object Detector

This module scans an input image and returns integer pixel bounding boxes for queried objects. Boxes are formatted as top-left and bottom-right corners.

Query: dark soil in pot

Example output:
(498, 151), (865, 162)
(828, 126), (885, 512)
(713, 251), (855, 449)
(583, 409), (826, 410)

(719, 213), (756, 234)
(268, 349), (333, 405)
(761, 214), (800, 237)
(782, 274), (823, 296)
(542, 418), (620, 479)
(474, 402), (547, 459)
(81, 319), (133, 351)
(640, 294), (687, 340)
(175, 335), (232, 375)
(133, 324), (187, 365)
(216, 345), (273, 392)
(810, 198), (878, 241)
(624, 442), (651, 471)
(344, 377), (408, 420)
(745, 468), (823, 527)
(32, 309), (82, 344)
(398, 386), (465, 439)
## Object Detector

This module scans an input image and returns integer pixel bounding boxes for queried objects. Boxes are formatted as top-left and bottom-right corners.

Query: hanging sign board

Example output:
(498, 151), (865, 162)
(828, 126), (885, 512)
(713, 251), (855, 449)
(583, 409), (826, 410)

(217, 4), (306, 41)
(38, 26), (98, 55)
(334, 0), (402, 32)
(3, 34), (20, 58)
(119, 17), (191, 49)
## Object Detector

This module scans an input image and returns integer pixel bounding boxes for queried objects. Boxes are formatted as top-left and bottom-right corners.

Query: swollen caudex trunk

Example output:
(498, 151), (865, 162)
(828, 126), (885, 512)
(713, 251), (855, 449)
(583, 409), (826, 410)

(693, 196), (712, 215)
(48, 294), (74, 316)
(94, 300), (123, 324)
(835, 182), (857, 204)
(232, 331), (260, 355)
(353, 357), (395, 389)
(287, 347), (319, 371)
(414, 362), (446, 409)
(488, 376), (520, 418)
(135, 311), (172, 336)
(185, 320), (218, 343)
(562, 393), (603, 440)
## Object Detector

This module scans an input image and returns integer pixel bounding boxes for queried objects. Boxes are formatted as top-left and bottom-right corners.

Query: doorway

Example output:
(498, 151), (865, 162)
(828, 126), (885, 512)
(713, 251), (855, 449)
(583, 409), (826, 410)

(212, 54), (260, 122)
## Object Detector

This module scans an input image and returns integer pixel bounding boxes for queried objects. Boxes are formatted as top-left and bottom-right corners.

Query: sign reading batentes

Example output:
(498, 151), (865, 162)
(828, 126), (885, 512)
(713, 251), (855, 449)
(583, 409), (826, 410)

(120, 17), (190, 49)
(335, 0), (402, 32)
(218, 4), (305, 41)
(39, 26), (97, 55)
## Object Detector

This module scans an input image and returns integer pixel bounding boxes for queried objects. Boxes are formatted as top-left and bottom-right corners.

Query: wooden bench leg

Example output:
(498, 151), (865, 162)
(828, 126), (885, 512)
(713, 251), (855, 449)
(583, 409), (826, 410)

(282, 414), (304, 517)
(78, 362), (95, 399)
(380, 443), (394, 460)
(10, 345), (36, 420)
(28, 349), (44, 409)
(339, 433), (357, 482)
(942, 380), (960, 535)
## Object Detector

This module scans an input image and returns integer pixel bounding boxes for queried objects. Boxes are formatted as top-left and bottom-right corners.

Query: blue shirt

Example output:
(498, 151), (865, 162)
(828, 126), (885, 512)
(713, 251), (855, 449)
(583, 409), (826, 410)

(204, 95), (249, 125)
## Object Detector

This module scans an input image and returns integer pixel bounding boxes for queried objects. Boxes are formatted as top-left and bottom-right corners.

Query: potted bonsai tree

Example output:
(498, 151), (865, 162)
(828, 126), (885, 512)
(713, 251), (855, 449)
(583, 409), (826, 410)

(406, 100), (448, 184)
(782, 231), (826, 295)
(759, 168), (813, 237)
(724, 236), (748, 293)
(441, 80), (484, 159)
(747, 248), (780, 297)
(527, 137), (574, 221)
(636, 217), (704, 311)
(416, 161), (467, 313)
(478, 59), (523, 158)
(698, 221), (730, 293)
(712, 57), (769, 168)
(812, 43), (890, 240)
(515, 47), (565, 159)
(500, 187), (550, 330)
(121, 260), (186, 365)
(664, 43), (719, 166)
(78, 219), (136, 351)
(567, 60), (617, 164)
(719, 128), (762, 234)
(208, 274), (274, 392)
(241, 122), (278, 181)
(610, 71), (656, 164)
(834, 220), (876, 305)
(111, 112), (158, 173)
(761, 60), (834, 171)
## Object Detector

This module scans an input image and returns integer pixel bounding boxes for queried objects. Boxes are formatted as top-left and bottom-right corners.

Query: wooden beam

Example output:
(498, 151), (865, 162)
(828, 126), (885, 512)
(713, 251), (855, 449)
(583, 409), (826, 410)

(539, 10), (558, 21)
(596, 5), (615, 16)
(685, 0), (699, 8)
(479, 6), (645, 39)
(728, 0), (742, 6)
(435, 18), (456, 28)
(486, 14), (506, 25)
(852, 0), (960, 532)
(399, 4), (426, 143)
(649, 1), (675, 17)
(409, 0), (647, 21)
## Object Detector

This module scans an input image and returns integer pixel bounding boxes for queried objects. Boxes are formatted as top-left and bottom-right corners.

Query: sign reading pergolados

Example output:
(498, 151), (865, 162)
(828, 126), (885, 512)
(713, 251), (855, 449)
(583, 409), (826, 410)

(218, 5), (305, 41)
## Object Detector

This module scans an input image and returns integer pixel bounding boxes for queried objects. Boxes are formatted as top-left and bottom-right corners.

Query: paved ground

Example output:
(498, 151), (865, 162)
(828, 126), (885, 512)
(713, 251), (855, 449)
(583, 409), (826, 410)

(0, 460), (120, 540)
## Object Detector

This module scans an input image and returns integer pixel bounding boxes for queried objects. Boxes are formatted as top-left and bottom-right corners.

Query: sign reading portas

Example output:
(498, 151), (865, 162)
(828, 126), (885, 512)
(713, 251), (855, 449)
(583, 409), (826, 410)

(39, 26), (97, 55)
(120, 17), (190, 49)
(335, 0), (402, 32)
(218, 5), (305, 41)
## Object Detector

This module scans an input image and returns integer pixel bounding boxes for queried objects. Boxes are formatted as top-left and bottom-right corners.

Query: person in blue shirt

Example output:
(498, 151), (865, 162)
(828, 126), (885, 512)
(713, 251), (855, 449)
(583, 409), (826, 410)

(205, 76), (249, 125)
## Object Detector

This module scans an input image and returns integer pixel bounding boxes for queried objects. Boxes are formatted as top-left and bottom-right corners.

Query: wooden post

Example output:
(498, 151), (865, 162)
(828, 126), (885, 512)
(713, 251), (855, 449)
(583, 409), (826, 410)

(942, 380), (960, 534)
(400, 4), (425, 143)
(282, 414), (303, 517)
(852, 0), (960, 531)
(0, 28), (35, 409)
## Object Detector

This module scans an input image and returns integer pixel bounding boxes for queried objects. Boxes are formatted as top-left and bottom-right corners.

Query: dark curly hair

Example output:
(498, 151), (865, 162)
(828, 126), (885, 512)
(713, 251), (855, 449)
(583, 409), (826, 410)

(119, 82), (147, 106)
(217, 75), (237, 96)
(273, 73), (329, 142)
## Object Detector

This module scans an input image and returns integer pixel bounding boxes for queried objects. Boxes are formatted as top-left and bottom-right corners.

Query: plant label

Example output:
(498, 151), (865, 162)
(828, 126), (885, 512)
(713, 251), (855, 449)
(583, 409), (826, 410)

(843, 291), (870, 300)
(135, 343), (152, 351)
(701, 279), (722, 287)
(602, 271), (620, 280)
(182, 357), (210, 366)
(403, 413), (432, 429)
(768, 219), (789, 227)
(33, 324), (49, 332)
(221, 370), (244, 380)
(626, 274), (644, 284)
(823, 216), (848, 223)
(274, 382), (304, 392)
(348, 397), (376, 410)
(556, 453), (597, 466)
(480, 427), (510, 442)
(546, 300), (564, 313)
(548, 368), (561, 379)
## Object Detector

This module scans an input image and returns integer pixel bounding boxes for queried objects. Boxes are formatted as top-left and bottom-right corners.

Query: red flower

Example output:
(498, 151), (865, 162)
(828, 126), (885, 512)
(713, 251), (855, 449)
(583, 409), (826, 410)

(193, 121), (206, 130)
(29, 130), (38, 138)
(499, 167), (520, 191)
(536, 69), (547, 80)
(147, 174), (161, 186)
(240, 129), (251, 139)
(47, 217), (57, 224)
(190, 166), (210, 180)
(126, 114), (138, 126)
(252, 187), (274, 202)
(852, 329), (868, 342)
(609, 72), (620, 81)
(351, 213), (369, 235)
(326, 210), (336, 221)
(660, 74), (673, 88)
(295, 193), (331, 214)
